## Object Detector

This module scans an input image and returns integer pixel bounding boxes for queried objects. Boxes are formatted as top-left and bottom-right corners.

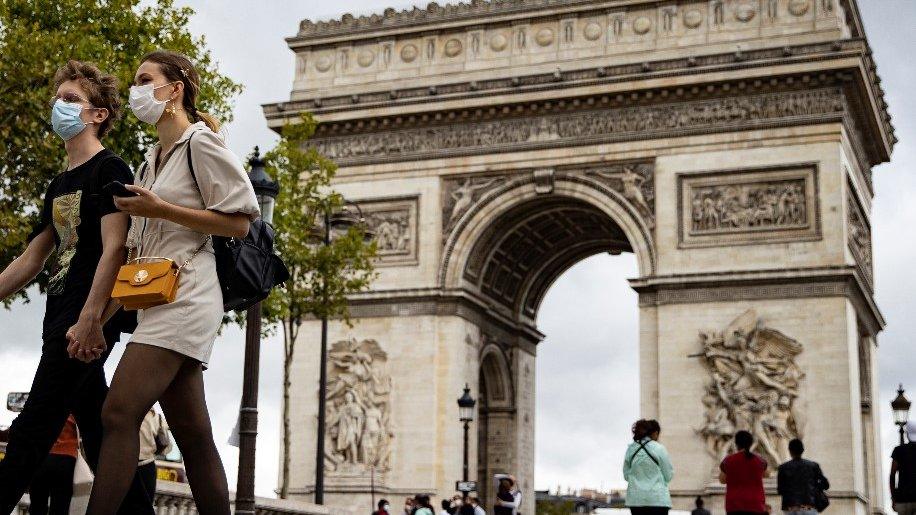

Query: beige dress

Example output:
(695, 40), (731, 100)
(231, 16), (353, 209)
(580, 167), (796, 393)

(128, 122), (260, 365)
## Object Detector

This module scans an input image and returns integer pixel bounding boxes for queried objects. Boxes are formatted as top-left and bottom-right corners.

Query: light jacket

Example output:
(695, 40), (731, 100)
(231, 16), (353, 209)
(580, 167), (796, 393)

(623, 437), (674, 507)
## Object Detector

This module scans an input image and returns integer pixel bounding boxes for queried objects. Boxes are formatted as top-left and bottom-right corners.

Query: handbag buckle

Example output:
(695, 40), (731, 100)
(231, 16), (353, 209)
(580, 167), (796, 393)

(133, 269), (149, 284)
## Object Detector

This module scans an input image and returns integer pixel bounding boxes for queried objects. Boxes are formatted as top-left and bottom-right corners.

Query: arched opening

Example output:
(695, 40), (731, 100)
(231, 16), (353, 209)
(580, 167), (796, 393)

(454, 182), (649, 509)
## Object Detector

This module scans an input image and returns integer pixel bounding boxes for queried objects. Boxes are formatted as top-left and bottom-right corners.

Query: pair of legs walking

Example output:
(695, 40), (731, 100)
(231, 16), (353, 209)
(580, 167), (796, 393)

(86, 342), (229, 515)
(0, 334), (152, 514)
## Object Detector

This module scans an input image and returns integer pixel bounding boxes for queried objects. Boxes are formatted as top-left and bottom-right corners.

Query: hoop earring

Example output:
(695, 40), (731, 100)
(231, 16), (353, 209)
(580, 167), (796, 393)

(166, 102), (177, 117)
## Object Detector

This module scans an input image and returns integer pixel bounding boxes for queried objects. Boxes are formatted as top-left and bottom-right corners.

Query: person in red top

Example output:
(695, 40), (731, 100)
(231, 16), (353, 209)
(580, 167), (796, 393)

(29, 415), (79, 515)
(719, 430), (768, 515)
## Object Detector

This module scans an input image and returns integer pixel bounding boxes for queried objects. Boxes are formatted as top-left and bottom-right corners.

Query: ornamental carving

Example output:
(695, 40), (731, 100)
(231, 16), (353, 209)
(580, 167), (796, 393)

(679, 165), (819, 247)
(309, 88), (845, 165)
(847, 188), (873, 285)
(361, 197), (419, 266)
(325, 338), (394, 473)
(586, 163), (655, 228)
(442, 176), (508, 235)
(695, 309), (805, 469)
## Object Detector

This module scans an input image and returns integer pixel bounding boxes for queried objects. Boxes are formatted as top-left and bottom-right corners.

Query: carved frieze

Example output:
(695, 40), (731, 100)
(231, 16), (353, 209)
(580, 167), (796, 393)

(695, 309), (805, 470)
(325, 338), (394, 474)
(360, 197), (419, 266)
(310, 88), (846, 166)
(847, 186), (873, 287)
(585, 162), (655, 228)
(678, 165), (820, 247)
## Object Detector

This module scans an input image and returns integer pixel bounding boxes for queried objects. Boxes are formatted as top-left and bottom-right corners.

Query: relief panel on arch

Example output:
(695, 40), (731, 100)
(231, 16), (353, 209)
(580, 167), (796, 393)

(678, 164), (820, 248)
(358, 196), (419, 266)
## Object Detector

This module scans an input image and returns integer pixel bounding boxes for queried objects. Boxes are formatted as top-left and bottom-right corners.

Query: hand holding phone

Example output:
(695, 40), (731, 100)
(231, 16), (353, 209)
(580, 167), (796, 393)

(102, 181), (138, 198)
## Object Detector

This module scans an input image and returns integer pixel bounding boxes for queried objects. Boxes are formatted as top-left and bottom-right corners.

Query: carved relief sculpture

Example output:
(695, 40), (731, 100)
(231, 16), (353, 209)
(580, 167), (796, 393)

(442, 176), (506, 234)
(679, 165), (819, 247)
(360, 197), (419, 266)
(847, 189), (873, 285)
(325, 338), (394, 473)
(695, 310), (805, 469)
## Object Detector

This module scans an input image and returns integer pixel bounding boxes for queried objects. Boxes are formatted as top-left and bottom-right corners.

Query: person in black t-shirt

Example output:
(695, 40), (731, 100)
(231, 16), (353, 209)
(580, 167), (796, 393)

(891, 422), (916, 515)
(0, 60), (153, 514)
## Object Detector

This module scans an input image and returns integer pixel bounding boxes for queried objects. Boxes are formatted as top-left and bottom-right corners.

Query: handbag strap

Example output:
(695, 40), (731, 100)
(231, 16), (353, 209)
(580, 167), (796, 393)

(131, 133), (210, 269)
(628, 440), (660, 468)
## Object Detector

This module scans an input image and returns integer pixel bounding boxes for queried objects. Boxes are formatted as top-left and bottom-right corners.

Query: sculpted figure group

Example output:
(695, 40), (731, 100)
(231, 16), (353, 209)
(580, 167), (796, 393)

(696, 310), (806, 469)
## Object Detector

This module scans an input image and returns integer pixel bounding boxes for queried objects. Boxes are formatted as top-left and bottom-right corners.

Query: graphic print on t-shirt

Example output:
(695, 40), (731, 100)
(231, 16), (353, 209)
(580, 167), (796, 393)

(48, 191), (82, 294)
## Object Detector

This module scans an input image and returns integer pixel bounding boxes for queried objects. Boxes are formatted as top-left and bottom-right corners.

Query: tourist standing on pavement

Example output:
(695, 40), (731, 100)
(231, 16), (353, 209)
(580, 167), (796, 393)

(623, 419), (674, 515)
(891, 422), (916, 515)
(83, 50), (259, 515)
(494, 475), (521, 515)
(405, 496), (417, 515)
(373, 499), (391, 515)
(137, 408), (172, 501)
(27, 415), (78, 515)
(442, 499), (454, 515)
(470, 497), (486, 515)
(691, 496), (711, 515)
(720, 430), (768, 515)
(777, 439), (829, 515)
(0, 59), (152, 515)
(414, 495), (435, 515)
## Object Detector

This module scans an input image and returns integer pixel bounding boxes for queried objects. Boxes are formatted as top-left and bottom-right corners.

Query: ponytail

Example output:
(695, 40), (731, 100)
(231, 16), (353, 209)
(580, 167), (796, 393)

(193, 110), (221, 133)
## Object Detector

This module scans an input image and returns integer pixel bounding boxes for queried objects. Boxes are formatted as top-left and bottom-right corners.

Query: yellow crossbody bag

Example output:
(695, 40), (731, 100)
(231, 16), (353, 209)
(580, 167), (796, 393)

(111, 256), (180, 311)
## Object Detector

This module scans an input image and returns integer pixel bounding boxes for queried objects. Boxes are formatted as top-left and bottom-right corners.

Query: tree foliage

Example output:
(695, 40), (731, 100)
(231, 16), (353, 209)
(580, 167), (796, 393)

(259, 113), (377, 497)
(0, 0), (242, 303)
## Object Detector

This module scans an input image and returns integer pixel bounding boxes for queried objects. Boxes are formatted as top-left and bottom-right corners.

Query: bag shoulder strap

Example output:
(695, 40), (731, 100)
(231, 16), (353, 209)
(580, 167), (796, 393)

(628, 440), (660, 468)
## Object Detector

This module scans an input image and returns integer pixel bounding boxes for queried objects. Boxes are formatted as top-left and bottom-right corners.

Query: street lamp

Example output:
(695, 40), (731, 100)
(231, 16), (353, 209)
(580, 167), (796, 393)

(235, 147), (279, 515)
(457, 385), (476, 501)
(892, 384), (911, 446)
(314, 200), (373, 505)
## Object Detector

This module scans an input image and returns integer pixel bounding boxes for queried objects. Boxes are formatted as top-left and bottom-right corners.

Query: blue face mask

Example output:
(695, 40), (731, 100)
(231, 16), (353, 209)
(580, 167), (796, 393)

(51, 99), (89, 141)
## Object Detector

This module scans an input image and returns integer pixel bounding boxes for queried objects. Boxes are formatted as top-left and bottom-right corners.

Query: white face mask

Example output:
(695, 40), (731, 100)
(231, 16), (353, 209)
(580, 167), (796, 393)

(129, 82), (177, 125)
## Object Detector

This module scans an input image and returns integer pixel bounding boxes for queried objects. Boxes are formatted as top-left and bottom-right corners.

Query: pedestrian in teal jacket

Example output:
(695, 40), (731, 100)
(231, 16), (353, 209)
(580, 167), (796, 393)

(623, 419), (675, 514)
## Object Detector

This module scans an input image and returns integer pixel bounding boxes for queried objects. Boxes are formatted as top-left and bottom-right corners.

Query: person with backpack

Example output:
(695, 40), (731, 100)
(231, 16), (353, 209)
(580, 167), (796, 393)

(719, 430), (768, 515)
(891, 422), (916, 515)
(623, 419), (674, 515)
(0, 59), (153, 514)
(82, 50), (260, 515)
(777, 438), (830, 514)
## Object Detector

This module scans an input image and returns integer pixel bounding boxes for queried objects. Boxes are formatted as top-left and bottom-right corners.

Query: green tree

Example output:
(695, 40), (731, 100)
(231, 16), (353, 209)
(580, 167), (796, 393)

(0, 0), (242, 302)
(260, 114), (377, 498)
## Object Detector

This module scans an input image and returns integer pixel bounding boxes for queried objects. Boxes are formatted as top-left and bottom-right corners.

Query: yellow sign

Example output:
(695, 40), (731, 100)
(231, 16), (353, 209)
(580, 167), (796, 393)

(0, 451), (5, 461)
(156, 467), (179, 482)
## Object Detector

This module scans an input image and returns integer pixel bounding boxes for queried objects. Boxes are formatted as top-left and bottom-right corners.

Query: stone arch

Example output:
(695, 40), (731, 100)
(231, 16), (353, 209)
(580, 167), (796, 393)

(440, 172), (656, 321)
(477, 343), (515, 509)
(479, 343), (514, 410)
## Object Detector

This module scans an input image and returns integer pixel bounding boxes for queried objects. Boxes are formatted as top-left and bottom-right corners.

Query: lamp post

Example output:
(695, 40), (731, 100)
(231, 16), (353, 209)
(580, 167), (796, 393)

(457, 385), (476, 502)
(892, 384), (911, 446)
(314, 202), (373, 505)
(235, 147), (279, 515)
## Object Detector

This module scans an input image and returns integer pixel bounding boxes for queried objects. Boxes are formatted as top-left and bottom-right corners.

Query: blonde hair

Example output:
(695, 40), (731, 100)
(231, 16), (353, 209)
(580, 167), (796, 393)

(141, 50), (220, 132)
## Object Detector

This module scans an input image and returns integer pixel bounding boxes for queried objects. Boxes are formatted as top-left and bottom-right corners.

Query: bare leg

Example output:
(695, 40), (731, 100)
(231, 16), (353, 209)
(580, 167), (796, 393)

(85, 343), (185, 515)
(159, 360), (230, 515)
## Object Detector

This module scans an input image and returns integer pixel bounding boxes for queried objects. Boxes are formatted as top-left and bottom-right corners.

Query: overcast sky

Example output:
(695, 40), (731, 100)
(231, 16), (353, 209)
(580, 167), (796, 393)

(1, 0), (913, 505)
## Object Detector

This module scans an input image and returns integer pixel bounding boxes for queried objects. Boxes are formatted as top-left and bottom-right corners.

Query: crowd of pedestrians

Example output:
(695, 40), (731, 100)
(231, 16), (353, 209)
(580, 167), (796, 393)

(376, 475), (520, 515)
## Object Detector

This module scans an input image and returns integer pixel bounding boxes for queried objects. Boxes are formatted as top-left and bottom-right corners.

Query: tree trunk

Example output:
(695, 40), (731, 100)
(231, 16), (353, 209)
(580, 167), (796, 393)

(280, 318), (294, 499)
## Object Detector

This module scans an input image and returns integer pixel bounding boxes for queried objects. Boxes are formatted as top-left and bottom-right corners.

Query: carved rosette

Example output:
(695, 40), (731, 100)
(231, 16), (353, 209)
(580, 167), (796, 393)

(325, 338), (394, 474)
(695, 309), (805, 470)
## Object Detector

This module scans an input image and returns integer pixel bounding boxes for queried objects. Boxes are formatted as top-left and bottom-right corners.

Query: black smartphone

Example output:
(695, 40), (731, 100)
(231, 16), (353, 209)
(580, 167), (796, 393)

(102, 181), (138, 198)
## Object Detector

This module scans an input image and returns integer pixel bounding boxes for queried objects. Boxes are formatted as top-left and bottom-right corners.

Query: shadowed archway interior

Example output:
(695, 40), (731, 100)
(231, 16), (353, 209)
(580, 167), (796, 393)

(463, 196), (633, 322)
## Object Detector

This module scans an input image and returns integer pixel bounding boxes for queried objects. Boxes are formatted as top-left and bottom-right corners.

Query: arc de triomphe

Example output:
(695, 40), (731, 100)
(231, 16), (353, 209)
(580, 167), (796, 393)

(264, 1), (893, 512)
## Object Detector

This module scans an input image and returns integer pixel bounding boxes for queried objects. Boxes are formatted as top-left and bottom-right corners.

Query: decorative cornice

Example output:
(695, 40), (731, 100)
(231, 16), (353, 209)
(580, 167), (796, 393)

(290, 0), (864, 43)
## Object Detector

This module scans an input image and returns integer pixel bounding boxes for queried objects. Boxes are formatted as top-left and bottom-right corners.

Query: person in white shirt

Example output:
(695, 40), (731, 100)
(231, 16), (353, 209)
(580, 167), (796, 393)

(470, 497), (487, 515)
(137, 409), (171, 499)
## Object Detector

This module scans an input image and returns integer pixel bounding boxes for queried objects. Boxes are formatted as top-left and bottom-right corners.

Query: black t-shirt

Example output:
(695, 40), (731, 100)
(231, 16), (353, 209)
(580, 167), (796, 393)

(893, 442), (916, 502)
(28, 149), (133, 340)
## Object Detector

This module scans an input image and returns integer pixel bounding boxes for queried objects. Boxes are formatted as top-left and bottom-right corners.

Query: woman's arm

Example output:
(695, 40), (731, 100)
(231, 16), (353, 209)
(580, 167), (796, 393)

(115, 184), (249, 238)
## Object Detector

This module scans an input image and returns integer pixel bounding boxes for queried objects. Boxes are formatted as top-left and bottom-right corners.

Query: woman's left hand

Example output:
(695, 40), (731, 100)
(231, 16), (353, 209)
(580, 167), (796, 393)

(114, 185), (169, 218)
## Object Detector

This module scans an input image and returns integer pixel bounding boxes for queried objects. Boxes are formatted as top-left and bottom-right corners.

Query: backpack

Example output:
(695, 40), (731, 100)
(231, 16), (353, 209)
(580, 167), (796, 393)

(184, 131), (290, 311)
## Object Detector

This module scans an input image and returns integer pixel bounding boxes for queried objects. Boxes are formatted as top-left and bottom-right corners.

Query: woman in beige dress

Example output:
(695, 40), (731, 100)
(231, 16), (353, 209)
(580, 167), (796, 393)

(83, 51), (259, 515)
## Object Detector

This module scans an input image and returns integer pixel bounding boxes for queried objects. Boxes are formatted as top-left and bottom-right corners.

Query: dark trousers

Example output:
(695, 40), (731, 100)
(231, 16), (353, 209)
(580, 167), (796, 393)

(0, 335), (154, 515)
(629, 508), (669, 515)
(27, 454), (75, 515)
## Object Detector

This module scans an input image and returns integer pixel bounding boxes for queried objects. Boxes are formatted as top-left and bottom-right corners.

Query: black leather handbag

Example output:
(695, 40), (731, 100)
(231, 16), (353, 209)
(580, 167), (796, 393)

(186, 132), (290, 311)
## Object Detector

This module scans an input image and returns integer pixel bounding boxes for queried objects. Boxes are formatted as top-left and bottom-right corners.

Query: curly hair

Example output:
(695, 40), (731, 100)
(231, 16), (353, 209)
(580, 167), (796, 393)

(53, 60), (121, 137)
